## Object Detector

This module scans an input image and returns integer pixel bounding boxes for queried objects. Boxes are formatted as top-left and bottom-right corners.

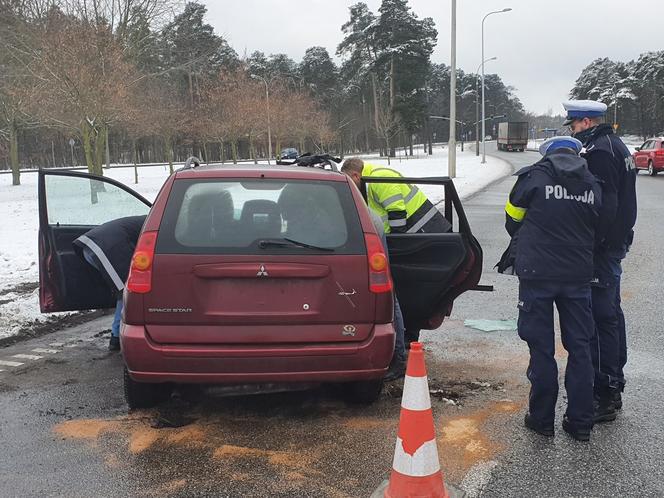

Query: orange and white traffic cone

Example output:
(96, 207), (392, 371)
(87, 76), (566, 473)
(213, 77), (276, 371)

(384, 342), (449, 498)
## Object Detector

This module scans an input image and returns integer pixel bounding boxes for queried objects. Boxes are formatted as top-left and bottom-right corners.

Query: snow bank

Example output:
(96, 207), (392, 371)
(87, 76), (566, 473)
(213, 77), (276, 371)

(0, 147), (510, 339)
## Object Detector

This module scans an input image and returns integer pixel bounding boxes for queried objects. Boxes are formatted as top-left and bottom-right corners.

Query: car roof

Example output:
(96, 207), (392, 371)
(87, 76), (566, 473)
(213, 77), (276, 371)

(175, 164), (347, 182)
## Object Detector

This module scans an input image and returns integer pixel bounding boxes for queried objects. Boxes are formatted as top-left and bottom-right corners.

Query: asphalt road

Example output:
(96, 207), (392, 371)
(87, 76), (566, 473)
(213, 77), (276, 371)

(0, 144), (661, 497)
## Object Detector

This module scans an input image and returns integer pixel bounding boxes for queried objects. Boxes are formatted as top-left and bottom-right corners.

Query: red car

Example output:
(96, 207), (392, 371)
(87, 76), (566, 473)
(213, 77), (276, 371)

(38, 162), (482, 408)
(633, 137), (664, 176)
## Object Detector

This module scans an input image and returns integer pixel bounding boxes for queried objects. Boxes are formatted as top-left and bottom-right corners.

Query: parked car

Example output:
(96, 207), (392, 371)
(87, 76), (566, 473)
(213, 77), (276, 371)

(279, 148), (299, 160)
(633, 138), (664, 176)
(37, 161), (483, 408)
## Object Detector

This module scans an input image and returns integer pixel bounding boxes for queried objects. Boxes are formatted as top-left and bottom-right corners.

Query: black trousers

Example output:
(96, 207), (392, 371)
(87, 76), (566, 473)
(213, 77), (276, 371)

(518, 279), (594, 430)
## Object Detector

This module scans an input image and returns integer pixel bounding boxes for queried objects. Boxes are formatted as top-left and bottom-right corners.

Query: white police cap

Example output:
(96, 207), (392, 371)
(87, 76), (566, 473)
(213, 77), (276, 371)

(562, 100), (608, 125)
(539, 136), (583, 156)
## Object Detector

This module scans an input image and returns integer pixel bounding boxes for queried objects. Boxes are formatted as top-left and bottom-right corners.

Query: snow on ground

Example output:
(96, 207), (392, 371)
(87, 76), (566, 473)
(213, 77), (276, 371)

(0, 146), (509, 339)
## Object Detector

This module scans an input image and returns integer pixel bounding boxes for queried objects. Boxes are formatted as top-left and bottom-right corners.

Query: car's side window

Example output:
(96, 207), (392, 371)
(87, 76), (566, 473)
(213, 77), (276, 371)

(45, 174), (150, 226)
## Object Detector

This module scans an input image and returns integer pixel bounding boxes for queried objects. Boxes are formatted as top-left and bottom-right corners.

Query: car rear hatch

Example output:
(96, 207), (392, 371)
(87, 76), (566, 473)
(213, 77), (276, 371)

(145, 176), (377, 345)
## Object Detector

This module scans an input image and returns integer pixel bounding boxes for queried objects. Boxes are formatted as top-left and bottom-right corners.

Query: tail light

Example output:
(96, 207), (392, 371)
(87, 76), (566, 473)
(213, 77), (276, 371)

(126, 231), (158, 294)
(655, 149), (664, 156)
(365, 233), (393, 293)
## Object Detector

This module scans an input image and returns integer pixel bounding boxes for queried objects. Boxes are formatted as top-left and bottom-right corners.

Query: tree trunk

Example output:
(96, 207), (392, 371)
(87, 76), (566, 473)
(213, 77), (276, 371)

(133, 138), (138, 184)
(219, 140), (225, 164)
(250, 136), (258, 164)
(165, 136), (174, 174)
(81, 122), (96, 174)
(9, 121), (19, 185)
(409, 134), (413, 156)
(105, 126), (110, 169)
(203, 142), (209, 164)
(93, 126), (106, 176)
(231, 140), (238, 164)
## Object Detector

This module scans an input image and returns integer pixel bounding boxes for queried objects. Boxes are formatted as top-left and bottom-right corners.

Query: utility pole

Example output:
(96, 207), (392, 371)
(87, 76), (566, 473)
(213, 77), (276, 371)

(448, 0), (457, 178)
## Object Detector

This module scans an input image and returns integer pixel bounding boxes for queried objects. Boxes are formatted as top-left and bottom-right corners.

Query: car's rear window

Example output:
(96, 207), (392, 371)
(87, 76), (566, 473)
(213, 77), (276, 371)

(156, 178), (365, 255)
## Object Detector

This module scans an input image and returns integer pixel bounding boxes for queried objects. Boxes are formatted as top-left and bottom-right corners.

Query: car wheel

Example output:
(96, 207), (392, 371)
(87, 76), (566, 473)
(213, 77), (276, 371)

(123, 367), (172, 409)
(649, 161), (657, 176)
(344, 379), (384, 405)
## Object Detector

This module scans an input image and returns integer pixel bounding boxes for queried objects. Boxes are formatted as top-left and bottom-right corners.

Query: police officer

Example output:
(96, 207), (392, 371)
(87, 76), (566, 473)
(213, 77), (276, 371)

(563, 100), (637, 421)
(499, 136), (604, 442)
(341, 158), (452, 345)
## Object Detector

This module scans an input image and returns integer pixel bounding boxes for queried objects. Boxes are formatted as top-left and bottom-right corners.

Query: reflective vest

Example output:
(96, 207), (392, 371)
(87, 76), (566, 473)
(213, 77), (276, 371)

(362, 163), (429, 233)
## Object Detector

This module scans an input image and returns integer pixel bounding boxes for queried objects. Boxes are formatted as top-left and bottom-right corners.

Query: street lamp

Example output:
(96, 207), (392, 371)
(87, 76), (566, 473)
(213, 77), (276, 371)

(250, 74), (280, 165)
(482, 7), (511, 164)
(475, 57), (497, 156)
(449, 0), (457, 178)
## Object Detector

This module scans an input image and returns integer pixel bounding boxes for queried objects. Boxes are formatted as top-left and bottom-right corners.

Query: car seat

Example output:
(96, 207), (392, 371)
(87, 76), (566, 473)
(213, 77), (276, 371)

(239, 200), (282, 240)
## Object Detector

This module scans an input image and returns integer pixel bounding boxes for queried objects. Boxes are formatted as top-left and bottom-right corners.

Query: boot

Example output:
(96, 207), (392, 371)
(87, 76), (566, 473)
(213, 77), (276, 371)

(109, 336), (121, 351)
(384, 358), (406, 382)
(613, 389), (623, 410)
(562, 416), (591, 442)
(594, 388), (617, 423)
(524, 413), (554, 437)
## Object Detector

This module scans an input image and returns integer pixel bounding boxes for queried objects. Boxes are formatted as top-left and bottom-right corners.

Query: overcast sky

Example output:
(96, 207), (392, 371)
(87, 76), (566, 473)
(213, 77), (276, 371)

(203, 0), (664, 115)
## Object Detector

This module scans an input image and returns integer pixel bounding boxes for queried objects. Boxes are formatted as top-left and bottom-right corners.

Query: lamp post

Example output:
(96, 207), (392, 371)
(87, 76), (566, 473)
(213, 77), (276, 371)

(475, 57), (496, 156)
(449, 0), (457, 178)
(482, 8), (511, 164)
(251, 74), (279, 164)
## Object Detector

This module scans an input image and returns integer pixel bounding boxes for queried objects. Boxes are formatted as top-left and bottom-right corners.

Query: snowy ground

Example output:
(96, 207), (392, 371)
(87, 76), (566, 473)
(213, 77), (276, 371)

(0, 145), (510, 340)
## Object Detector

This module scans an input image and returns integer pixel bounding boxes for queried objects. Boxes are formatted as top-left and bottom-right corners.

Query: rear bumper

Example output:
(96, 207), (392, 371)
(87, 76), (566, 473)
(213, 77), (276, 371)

(120, 323), (395, 384)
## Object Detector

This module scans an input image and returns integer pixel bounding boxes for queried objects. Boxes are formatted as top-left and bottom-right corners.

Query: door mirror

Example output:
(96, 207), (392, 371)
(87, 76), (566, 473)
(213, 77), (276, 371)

(634, 147), (640, 152)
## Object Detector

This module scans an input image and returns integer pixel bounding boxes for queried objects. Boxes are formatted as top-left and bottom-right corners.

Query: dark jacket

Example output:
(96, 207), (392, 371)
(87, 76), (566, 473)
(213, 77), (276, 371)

(576, 124), (637, 252)
(73, 215), (147, 292)
(499, 149), (603, 282)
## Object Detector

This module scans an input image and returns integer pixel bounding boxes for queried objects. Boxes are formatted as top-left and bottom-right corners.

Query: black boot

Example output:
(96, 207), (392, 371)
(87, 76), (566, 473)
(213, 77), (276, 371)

(562, 416), (591, 442)
(613, 389), (623, 410)
(109, 336), (121, 351)
(594, 388), (617, 423)
(384, 358), (406, 382)
(524, 413), (554, 437)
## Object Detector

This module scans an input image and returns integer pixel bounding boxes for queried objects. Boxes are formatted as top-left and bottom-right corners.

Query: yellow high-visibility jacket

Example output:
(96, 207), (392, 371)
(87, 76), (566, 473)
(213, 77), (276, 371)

(362, 163), (428, 233)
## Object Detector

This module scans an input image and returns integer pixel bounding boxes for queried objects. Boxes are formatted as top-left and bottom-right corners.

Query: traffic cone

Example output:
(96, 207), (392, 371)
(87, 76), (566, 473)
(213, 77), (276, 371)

(384, 342), (449, 498)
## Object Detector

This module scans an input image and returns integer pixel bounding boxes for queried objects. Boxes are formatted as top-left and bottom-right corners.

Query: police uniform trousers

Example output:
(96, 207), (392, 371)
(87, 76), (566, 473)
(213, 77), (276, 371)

(591, 249), (626, 392)
(517, 279), (594, 429)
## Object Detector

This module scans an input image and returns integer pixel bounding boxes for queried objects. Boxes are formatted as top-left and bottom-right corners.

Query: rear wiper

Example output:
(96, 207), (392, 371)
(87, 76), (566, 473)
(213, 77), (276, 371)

(258, 238), (335, 252)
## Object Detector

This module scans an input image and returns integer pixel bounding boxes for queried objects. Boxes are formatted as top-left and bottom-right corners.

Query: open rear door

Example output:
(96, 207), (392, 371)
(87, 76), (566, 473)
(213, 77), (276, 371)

(363, 176), (483, 331)
(38, 170), (152, 313)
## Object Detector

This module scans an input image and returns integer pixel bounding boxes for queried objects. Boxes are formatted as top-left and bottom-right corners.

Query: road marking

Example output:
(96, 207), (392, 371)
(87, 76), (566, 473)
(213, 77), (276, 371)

(12, 354), (43, 360)
(32, 348), (59, 354)
(49, 342), (65, 347)
(0, 360), (24, 367)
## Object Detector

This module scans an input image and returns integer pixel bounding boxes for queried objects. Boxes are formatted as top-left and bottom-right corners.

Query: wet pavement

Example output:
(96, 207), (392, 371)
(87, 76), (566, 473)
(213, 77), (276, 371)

(1, 145), (661, 497)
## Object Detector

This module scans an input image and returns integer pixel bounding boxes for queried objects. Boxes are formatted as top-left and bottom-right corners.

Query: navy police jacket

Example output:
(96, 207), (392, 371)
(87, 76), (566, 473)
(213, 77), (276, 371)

(577, 124), (637, 252)
(501, 149), (603, 281)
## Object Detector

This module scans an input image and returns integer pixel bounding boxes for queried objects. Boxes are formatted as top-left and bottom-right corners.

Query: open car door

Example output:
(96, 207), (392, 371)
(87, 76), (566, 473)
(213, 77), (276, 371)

(38, 170), (151, 313)
(363, 176), (484, 331)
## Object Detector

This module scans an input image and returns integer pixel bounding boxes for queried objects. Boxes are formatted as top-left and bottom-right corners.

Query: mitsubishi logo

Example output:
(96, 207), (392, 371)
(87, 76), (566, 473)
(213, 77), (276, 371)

(257, 265), (269, 277)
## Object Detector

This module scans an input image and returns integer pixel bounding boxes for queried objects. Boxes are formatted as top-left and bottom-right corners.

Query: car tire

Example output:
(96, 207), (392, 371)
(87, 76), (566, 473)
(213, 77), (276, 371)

(649, 161), (657, 176)
(344, 379), (384, 405)
(123, 367), (172, 409)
